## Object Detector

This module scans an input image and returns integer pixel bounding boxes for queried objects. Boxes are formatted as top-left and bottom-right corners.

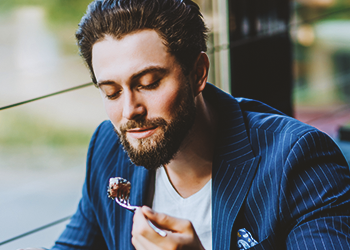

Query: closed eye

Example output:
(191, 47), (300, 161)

(106, 90), (122, 100)
(140, 80), (160, 90)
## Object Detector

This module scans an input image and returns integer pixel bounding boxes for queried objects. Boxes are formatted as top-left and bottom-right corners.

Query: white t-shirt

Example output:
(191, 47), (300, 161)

(152, 166), (212, 250)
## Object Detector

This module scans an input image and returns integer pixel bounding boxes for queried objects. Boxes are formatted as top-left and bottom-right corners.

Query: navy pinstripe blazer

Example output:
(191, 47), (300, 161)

(52, 84), (350, 250)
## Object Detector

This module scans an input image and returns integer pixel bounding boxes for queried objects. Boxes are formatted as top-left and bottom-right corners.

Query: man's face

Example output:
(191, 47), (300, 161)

(92, 30), (196, 170)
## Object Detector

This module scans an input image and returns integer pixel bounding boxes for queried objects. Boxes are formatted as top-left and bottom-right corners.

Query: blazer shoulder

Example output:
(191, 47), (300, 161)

(90, 120), (120, 148)
(237, 98), (318, 138)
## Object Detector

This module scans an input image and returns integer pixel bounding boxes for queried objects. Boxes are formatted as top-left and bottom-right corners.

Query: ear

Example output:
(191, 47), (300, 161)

(191, 52), (210, 97)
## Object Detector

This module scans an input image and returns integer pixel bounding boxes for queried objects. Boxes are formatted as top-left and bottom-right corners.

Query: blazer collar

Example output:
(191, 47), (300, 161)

(203, 84), (261, 250)
(203, 83), (257, 165)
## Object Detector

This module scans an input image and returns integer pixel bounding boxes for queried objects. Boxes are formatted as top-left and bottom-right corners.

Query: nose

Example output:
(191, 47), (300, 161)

(122, 90), (146, 120)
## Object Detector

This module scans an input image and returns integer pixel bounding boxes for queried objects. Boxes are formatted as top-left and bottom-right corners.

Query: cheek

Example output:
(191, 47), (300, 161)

(152, 88), (183, 117)
(104, 101), (123, 126)
(99, 91), (120, 125)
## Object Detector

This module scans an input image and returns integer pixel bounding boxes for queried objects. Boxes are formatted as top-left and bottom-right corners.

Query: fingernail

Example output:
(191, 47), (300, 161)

(143, 206), (154, 214)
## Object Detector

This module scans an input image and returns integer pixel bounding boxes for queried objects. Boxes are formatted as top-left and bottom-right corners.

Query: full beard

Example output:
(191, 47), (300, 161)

(114, 83), (196, 171)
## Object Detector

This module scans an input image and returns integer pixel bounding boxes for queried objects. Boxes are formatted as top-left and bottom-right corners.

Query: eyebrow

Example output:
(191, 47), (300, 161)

(97, 66), (168, 87)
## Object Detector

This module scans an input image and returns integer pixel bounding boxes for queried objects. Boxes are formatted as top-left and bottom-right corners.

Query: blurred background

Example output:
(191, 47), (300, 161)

(1, 0), (350, 249)
(0, 1), (106, 249)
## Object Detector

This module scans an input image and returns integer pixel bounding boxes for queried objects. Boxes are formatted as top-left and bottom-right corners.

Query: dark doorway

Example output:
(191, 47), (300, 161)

(228, 0), (293, 116)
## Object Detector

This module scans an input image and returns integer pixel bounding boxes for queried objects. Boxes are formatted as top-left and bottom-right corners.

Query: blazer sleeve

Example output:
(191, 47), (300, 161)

(280, 130), (350, 249)
(51, 123), (108, 250)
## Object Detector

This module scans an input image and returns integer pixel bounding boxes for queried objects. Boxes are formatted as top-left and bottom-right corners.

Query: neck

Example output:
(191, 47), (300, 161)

(164, 93), (217, 198)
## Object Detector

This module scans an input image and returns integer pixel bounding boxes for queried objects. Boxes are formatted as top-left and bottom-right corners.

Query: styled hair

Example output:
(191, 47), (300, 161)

(76, 0), (208, 84)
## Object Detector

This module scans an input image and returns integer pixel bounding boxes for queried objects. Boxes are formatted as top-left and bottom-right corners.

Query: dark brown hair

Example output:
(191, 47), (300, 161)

(76, 0), (208, 84)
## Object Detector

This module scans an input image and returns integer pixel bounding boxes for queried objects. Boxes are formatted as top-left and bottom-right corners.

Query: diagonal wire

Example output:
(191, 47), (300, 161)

(0, 82), (94, 111)
(0, 215), (71, 246)
(304, 104), (350, 124)
(292, 5), (350, 26)
(207, 5), (350, 53)
(0, 6), (349, 111)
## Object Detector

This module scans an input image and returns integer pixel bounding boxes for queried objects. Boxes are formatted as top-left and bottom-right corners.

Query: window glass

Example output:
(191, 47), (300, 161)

(195, 0), (231, 92)
(0, 1), (104, 248)
(292, 0), (350, 139)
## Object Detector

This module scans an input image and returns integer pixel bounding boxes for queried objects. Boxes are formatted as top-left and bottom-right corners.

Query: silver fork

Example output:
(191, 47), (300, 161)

(108, 177), (167, 237)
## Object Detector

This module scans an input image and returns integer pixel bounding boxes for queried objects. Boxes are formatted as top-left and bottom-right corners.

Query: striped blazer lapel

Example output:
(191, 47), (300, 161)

(212, 156), (260, 250)
(204, 84), (261, 250)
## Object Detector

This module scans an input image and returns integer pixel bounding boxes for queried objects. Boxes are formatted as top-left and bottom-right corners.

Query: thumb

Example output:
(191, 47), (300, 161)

(141, 206), (193, 233)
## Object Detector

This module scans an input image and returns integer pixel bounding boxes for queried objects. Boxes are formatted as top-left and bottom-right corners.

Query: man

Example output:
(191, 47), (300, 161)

(22, 0), (350, 249)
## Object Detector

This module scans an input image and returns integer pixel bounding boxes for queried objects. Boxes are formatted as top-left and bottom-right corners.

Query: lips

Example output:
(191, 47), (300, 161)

(126, 126), (158, 139)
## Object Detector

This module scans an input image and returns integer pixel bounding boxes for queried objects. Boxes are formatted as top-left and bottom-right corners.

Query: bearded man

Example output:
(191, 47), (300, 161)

(22, 0), (350, 249)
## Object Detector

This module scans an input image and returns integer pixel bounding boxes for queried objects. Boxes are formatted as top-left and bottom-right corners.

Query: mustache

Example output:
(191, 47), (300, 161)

(119, 118), (168, 133)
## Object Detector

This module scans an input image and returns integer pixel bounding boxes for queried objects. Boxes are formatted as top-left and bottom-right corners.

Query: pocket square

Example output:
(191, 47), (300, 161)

(237, 228), (258, 249)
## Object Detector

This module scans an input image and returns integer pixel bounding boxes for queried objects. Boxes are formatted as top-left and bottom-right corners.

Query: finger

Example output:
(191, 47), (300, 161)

(133, 207), (160, 239)
(133, 207), (149, 231)
(132, 209), (166, 250)
(131, 235), (147, 250)
(132, 233), (163, 250)
(141, 206), (194, 233)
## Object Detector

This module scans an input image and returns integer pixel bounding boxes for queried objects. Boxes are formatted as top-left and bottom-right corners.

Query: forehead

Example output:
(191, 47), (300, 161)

(92, 30), (174, 83)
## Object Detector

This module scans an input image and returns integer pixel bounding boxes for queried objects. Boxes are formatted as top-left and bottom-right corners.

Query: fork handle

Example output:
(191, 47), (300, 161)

(147, 220), (167, 237)
(128, 206), (167, 237)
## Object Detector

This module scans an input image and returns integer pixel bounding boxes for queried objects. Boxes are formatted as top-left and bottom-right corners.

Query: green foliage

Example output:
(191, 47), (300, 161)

(297, 1), (350, 23)
(1, 0), (91, 25)
(343, 121), (350, 129)
(0, 0), (95, 147)
(0, 110), (92, 147)
(45, 0), (92, 26)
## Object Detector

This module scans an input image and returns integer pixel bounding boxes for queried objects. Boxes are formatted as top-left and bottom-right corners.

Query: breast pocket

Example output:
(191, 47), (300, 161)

(248, 235), (275, 250)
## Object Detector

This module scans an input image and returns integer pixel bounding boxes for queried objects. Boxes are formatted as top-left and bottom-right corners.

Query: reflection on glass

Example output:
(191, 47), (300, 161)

(229, 0), (289, 40)
(195, 0), (231, 92)
(293, 0), (350, 138)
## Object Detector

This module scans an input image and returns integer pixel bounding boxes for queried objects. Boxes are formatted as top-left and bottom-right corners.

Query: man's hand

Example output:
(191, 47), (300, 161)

(132, 206), (205, 250)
